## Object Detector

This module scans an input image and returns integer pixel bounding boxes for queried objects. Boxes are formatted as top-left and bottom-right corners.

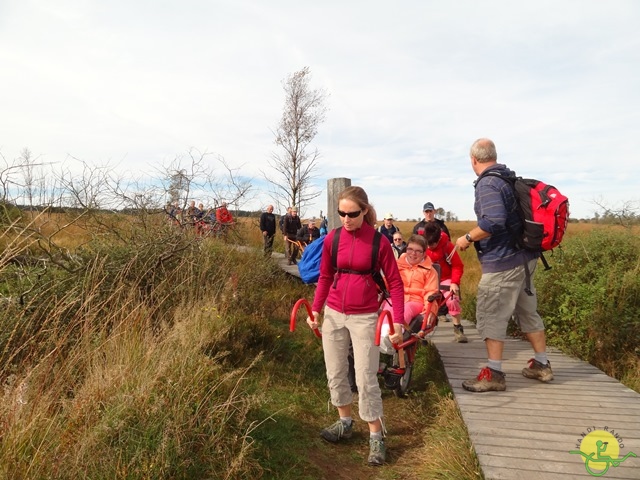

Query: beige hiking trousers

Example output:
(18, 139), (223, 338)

(322, 306), (383, 423)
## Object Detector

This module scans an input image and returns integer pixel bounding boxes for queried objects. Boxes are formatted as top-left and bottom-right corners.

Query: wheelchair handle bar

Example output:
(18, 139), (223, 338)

(290, 298), (321, 338)
(375, 302), (440, 350)
(375, 310), (413, 350)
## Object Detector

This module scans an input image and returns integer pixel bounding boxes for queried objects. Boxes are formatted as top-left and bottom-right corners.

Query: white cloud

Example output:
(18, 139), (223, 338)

(1, 0), (639, 220)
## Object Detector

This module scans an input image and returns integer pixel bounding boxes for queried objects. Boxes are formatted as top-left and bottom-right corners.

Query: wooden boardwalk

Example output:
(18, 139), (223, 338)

(278, 253), (640, 478)
(430, 321), (640, 479)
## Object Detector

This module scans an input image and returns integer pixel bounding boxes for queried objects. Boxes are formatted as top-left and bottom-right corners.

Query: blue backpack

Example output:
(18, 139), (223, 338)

(297, 236), (326, 284)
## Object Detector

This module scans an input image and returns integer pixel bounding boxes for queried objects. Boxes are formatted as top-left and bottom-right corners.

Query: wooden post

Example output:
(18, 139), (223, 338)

(327, 178), (351, 231)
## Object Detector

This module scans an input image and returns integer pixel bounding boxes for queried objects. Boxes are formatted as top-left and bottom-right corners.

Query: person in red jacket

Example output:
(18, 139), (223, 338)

(424, 222), (467, 343)
(215, 202), (234, 225)
(306, 186), (404, 467)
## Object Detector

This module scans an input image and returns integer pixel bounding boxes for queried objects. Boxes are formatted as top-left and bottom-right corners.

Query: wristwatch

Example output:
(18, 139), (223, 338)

(465, 232), (474, 243)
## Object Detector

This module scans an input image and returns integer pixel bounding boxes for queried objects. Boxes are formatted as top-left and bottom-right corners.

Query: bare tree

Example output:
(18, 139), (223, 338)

(167, 169), (188, 206)
(264, 66), (328, 215)
(592, 198), (639, 227)
(157, 148), (253, 214)
(0, 150), (24, 204)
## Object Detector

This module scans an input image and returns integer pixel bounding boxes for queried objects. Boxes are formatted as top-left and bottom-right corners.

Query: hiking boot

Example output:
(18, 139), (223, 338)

(462, 367), (506, 392)
(522, 358), (554, 382)
(320, 419), (353, 443)
(453, 325), (468, 343)
(368, 438), (386, 466)
(438, 314), (449, 323)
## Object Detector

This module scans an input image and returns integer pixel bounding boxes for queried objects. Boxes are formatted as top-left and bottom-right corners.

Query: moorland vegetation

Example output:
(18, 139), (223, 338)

(1, 202), (638, 479)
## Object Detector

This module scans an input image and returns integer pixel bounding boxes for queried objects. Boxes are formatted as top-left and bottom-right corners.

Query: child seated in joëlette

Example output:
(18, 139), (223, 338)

(379, 234), (440, 358)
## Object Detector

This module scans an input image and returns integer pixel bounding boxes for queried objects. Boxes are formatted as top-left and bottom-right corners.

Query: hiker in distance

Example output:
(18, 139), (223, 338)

(413, 201), (450, 240)
(455, 138), (553, 392)
(259, 205), (276, 256)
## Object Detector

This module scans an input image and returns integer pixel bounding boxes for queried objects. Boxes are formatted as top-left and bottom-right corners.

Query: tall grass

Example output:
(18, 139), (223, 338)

(0, 213), (300, 479)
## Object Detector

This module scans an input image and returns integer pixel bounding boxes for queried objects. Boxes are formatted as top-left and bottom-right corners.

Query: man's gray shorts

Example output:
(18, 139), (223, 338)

(476, 259), (545, 341)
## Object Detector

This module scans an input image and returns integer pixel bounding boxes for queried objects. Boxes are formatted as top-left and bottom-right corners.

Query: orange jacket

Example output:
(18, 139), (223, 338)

(397, 253), (440, 317)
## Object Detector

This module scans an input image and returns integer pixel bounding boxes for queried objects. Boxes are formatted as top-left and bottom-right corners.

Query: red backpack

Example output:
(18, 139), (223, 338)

(513, 178), (569, 252)
(479, 171), (569, 269)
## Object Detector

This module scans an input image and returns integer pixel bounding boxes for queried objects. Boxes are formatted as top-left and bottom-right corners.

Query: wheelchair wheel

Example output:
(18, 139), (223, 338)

(392, 349), (413, 398)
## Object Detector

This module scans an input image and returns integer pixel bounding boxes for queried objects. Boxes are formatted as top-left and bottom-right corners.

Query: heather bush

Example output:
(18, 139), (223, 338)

(537, 227), (640, 377)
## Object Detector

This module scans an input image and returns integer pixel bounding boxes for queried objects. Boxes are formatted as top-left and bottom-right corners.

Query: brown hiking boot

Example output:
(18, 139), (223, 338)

(462, 367), (506, 392)
(453, 324), (468, 343)
(522, 358), (554, 382)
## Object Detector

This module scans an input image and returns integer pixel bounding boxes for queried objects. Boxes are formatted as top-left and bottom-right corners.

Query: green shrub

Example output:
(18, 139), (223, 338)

(537, 229), (640, 376)
(0, 202), (22, 226)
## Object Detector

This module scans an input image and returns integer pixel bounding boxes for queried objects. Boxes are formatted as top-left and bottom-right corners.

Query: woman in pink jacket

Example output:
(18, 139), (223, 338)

(306, 186), (404, 467)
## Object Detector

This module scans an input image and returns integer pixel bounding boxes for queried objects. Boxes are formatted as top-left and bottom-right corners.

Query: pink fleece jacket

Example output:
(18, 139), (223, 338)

(312, 222), (404, 324)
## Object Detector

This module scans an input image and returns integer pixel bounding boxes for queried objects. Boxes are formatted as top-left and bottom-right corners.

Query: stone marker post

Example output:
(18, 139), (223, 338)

(327, 177), (351, 231)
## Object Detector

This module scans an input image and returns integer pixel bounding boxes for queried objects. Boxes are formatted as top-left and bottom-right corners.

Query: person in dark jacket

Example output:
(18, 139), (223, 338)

(413, 202), (450, 240)
(280, 206), (292, 255)
(377, 213), (399, 243)
(259, 205), (277, 256)
(283, 207), (302, 265)
(296, 219), (321, 246)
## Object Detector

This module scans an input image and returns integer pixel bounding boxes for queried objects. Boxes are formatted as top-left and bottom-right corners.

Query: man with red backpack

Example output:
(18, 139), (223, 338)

(455, 138), (553, 393)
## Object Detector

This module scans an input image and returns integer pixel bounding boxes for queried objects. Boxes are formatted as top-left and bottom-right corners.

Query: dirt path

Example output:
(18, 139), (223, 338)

(301, 386), (434, 479)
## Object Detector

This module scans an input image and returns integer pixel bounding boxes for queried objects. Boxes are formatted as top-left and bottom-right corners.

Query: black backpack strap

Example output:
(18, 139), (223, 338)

(523, 255), (549, 296)
(331, 226), (342, 271)
(371, 231), (391, 302)
(371, 230), (380, 272)
(474, 168), (514, 187)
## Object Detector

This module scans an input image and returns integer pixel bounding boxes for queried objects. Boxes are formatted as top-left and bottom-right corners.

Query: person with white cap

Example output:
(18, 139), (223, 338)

(377, 212), (400, 243)
(412, 202), (450, 240)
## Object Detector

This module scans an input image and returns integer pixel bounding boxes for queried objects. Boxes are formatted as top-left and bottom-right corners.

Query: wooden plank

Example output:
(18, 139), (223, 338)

(430, 319), (640, 480)
(461, 411), (640, 429)
(479, 454), (639, 479)
(463, 418), (640, 440)
(479, 468), (588, 480)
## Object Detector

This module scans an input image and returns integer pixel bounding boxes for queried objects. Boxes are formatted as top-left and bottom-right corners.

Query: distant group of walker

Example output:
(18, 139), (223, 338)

(164, 200), (234, 237)
(259, 205), (328, 263)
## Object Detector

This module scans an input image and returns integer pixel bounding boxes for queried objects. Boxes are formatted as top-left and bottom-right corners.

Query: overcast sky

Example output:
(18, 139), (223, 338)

(2, 0), (639, 220)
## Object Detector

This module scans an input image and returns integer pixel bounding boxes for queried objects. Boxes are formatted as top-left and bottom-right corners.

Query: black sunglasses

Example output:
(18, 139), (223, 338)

(337, 209), (362, 218)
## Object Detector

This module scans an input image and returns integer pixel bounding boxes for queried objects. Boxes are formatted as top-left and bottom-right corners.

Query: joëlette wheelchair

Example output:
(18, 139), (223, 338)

(289, 275), (444, 398)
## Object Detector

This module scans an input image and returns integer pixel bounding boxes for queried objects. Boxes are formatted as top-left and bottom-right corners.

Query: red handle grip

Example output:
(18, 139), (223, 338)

(290, 298), (321, 338)
(375, 309), (396, 346)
